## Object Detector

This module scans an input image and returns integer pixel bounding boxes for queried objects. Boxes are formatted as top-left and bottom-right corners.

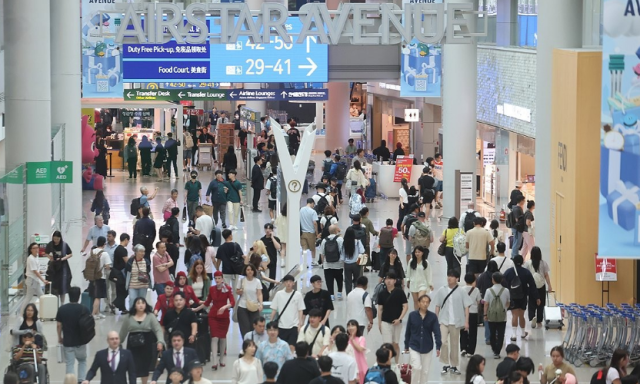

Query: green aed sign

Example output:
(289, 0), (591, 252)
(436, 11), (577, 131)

(26, 161), (73, 184)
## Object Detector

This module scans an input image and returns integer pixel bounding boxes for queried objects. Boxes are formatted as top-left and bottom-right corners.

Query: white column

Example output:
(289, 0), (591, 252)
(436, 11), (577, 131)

(442, 0), (477, 218)
(315, 102), (324, 134)
(535, 0), (582, 261)
(325, 82), (351, 152)
(51, 0), (82, 285)
(5, 0), (53, 236)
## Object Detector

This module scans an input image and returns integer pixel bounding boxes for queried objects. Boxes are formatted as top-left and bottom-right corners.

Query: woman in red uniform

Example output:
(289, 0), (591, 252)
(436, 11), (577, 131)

(203, 271), (235, 371)
(174, 271), (202, 308)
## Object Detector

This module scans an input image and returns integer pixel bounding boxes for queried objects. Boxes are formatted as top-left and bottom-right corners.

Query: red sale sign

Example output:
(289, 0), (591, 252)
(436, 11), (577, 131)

(595, 254), (618, 282)
(393, 156), (414, 182)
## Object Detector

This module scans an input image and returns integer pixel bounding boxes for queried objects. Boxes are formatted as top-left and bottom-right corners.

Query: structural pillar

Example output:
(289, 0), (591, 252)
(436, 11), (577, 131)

(5, 0), (53, 236)
(51, 0), (82, 286)
(325, 82), (351, 152)
(496, 0), (518, 47)
(442, 0), (477, 218)
(535, 0), (582, 263)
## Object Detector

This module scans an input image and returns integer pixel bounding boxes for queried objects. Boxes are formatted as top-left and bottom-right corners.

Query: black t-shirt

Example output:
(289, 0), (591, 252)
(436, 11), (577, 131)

(418, 175), (435, 192)
(56, 303), (89, 347)
(378, 287), (408, 323)
(261, 235), (281, 264)
(303, 290), (334, 319)
(166, 243), (179, 271)
(309, 376), (345, 384)
(277, 357), (321, 384)
(511, 205), (524, 223)
(163, 308), (197, 338)
(287, 128), (300, 145)
(216, 242), (243, 274)
(113, 245), (128, 271)
(496, 357), (517, 379)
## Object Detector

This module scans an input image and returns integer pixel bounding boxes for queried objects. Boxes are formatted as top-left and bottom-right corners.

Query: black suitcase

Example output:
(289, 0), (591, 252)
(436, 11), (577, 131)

(371, 251), (381, 271)
(196, 313), (211, 362)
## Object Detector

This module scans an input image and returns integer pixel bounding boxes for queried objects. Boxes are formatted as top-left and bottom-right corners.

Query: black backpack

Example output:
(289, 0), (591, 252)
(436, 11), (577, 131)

(509, 267), (525, 300)
(352, 224), (366, 242)
(515, 213), (527, 233)
(159, 223), (171, 237)
(363, 292), (378, 319)
(269, 177), (277, 199)
(130, 198), (141, 216)
(229, 244), (246, 275)
(335, 162), (348, 180)
(323, 159), (333, 174)
(463, 211), (477, 232)
(321, 216), (334, 239)
(403, 215), (418, 237)
(324, 236), (341, 263)
(590, 368), (609, 384)
(315, 195), (329, 215)
(78, 306), (96, 345)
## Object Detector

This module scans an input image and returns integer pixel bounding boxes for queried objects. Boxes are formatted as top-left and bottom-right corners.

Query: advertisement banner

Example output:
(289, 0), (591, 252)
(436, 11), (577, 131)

(81, 0), (124, 98)
(599, 0), (640, 258)
(400, 0), (442, 97)
(595, 254), (618, 282)
(393, 156), (414, 182)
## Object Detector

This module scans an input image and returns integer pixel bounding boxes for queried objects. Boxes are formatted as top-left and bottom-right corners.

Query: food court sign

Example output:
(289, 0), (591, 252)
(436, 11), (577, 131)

(112, 2), (485, 45)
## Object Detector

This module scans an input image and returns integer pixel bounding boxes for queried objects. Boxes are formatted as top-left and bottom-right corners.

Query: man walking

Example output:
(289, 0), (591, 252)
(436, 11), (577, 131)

(112, 234), (130, 314)
(83, 332), (136, 384)
(378, 272), (408, 363)
(57, 287), (92, 382)
(256, 322), (294, 376)
(304, 275), (334, 328)
(346, 276), (374, 334)
(214, 229), (244, 288)
(81, 215), (110, 253)
(86, 237), (111, 320)
(151, 331), (198, 384)
(510, 195), (526, 257)
(184, 170), (202, 223)
(251, 155), (265, 212)
(408, 212), (433, 250)
(133, 207), (156, 259)
(206, 170), (228, 228)
(328, 334), (357, 384)
(465, 217), (495, 275)
(404, 294), (442, 384)
(270, 275), (306, 353)
(434, 269), (471, 375)
(104, 230), (118, 314)
(300, 198), (320, 267)
(484, 272), (510, 359)
(165, 132), (179, 179)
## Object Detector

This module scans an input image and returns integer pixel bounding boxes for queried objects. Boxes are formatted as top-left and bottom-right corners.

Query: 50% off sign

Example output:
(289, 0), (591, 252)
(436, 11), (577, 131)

(393, 156), (414, 182)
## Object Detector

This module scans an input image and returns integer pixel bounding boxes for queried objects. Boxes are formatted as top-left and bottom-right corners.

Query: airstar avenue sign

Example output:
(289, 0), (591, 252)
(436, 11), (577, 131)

(112, 2), (485, 46)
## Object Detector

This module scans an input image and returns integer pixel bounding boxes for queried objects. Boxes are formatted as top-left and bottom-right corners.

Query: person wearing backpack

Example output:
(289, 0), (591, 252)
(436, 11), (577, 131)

(409, 212), (433, 250)
(509, 195), (526, 257)
(296, 309), (331, 357)
(401, 204), (421, 263)
(359, 207), (379, 271)
(465, 217), (495, 276)
(523, 246), (552, 329)
(183, 127), (194, 171)
(440, 217), (464, 276)
(57, 287), (94, 382)
(364, 348), (400, 384)
(265, 172), (279, 222)
(320, 225), (344, 300)
(85, 236), (111, 320)
(434, 269), (472, 375)
(501, 255), (539, 342)
(404, 294), (442, 384)
(313, 184), (333, 219)
(483, 272), (510, 358)
(378, 219), (398, 268)
(460, 203), (481, 232)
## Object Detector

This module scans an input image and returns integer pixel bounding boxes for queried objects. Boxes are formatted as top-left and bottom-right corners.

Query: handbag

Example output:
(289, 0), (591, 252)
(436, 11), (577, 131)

(163, 210), (172, 221)
(437, 241), (446, 256)
(240, 206), (245, 223)
(182, 206), (187, 222)
(135, 260), (150, 284)
(357, 253), (368, 266)
(128, 333), (146, 348)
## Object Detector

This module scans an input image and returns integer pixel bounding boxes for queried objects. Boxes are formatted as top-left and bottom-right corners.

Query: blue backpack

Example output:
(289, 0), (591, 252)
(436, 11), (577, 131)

(364, 366), (390, 384)
(187, 252), (203, 271)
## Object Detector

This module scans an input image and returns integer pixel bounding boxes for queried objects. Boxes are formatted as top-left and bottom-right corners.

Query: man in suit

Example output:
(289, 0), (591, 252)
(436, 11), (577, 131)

(151, 331), (198, 384)
(251, 155), (265, 212)
(82, 331), (136, 384)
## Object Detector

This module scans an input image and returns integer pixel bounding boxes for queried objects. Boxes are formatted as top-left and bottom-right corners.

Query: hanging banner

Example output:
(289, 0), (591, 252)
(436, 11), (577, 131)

(81, 0), (125, 98)
(595, 254), (618, 282)
(599, 0), (640, 259)
(400, 0), (442, 97)
(393, 155), (414, 182)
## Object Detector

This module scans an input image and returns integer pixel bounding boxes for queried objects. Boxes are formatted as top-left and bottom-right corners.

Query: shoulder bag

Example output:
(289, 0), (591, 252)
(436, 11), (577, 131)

(437, 230), (447, 256)
(274, 290), (296, 324)
(136, 260), (150, 284)
(440, 285), (459, 310)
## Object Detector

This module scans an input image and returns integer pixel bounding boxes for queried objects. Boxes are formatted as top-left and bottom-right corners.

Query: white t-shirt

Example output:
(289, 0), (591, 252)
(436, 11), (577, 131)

(192, 379), (212, 384)
(346, 287), (371, 326)
(297, 324), (331, 356)
(492, 255), (514, 274)
(92, 249), (112, 278)
(329, 351), (358, 383)
(26, 255), (39, 280)
(399, 188), (408, 203)
(236, 277), (262, 309)
(271, 290), (305, 329)
(195, 214), (214, 238)
(463, 286), (482, 314)
(313, 193), (333, 208)
(265, 178), (277, 201)
(606, 368), (620, 384)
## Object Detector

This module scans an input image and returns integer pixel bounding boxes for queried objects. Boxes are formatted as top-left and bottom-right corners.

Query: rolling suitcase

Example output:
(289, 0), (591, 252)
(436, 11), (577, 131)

(543, 291), (564, 330)
(196, 313), (211, 362)
(39, 283), (59, 321)
(81, 289), (92, 312)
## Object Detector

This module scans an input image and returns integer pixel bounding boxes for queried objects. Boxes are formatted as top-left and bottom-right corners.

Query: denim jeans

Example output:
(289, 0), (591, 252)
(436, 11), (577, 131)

(484, 319), (490, 344)
(154, 283), (166, 296)
(128, 288), (148, 308)
(511, 229), (523, 257)
(64, 344), (87, 381)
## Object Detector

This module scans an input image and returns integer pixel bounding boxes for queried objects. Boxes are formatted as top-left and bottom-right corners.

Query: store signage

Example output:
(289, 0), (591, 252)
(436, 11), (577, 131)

(496, 103), (531, 122)
(112, 3), (482, 46)
(121, 110), (153, 118)
(26, 161), (73, 184)
(557, 142), (567, 172)
(459, 172), (474, 213)
(595, 254), (617, 282)
(483, 148), (495, 166)
(404, 109), (420, 122)
(184, 108), (204, 116)
(124, 88), (329, 101)
(393, 155), (414, 182)
(136, 82), (231, 89)
(121, 16), (328, 83)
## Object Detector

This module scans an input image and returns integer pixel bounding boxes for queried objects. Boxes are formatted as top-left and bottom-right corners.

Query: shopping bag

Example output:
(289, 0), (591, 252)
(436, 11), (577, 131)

(57, 344), (66, 363)
(182, 207), (187, 222)
(400, 352), (412, 383)
(240, 206), (245, 223)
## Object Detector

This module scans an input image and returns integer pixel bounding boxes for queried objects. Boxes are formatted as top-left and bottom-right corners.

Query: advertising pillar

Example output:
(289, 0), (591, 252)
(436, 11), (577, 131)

(325, 82), (351, 152)
(51, 0), (83, 285)
(442, 0), (477, 218)
(535, 0), (582, 262)
(4, 0), (53, 236)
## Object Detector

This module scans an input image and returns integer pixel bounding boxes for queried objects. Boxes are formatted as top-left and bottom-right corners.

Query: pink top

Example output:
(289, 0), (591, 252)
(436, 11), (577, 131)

(152, 251), (172, 284)
(350, 336), (367, 384)
(162, 198), (178, 214)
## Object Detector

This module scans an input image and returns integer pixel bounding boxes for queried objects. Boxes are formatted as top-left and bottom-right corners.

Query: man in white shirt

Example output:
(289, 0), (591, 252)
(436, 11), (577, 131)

(89, 237), (111, 320)
(189, 206), (214, 241)
(299, 198), (320, 267)
(459, 203), (482, 231)
(104, 230), (119, 314)
(346, 276), (374, 334)
(329, 333), (358, 384)
(270, 274), (306, 353)
(243, 316), (269, 345)
(491, 242), (514, 274)
(297, 309), (331, 357)
(434, 269), (471, 375)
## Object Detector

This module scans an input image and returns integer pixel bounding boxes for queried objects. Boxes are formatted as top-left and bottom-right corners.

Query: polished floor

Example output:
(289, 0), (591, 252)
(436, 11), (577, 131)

(1, 151), (599, 383)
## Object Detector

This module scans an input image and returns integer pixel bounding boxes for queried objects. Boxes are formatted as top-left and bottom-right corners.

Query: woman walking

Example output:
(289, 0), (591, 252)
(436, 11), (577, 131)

(90, 189), (110, 225)
(199, 234), (216, 280)
(231, 340), (263, 384)
(203, 271), (235, 371)
(188, 260), (211, 302)
(524, 246), (552, 329)
(119, 297), (165, 384)
(124, 137), (138, 179)
(21, 243), (48, 315)
(345, 160), (368, 196)
(45, 231), (73, 303)
(397, 178), (410, 231)
(439, 217), (463, 275)
(222, 145), (237, 180)
(152, 241), (174, 295)
(125, 244), (151, 308)
(406, 245), (433, 310)
(342, 227), (365, 295)
(378, 248), (405, 286)
(465, 355), (486, 384)
(346, 320), (368, 384)
(235, 264), (263, 337)
(489, 220), (505, 257)
(520, 200), (536, 259)
(154, 137), (166, 181)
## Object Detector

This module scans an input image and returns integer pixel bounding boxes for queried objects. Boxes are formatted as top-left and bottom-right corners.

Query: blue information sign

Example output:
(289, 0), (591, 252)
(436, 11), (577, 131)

(122, 17), (327, 83)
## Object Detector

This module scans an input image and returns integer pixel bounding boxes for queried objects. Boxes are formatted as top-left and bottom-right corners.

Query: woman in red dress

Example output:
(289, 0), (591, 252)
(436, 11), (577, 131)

(175, 271), (202, 308)
(203, 271), (235, 371)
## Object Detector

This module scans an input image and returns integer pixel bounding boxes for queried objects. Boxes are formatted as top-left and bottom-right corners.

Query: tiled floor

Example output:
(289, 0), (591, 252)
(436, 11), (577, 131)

(1, 151), (599, 383)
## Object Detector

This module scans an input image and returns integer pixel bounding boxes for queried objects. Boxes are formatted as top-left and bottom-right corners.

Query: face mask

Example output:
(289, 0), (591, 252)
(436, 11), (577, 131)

(191, 175), (197, 179)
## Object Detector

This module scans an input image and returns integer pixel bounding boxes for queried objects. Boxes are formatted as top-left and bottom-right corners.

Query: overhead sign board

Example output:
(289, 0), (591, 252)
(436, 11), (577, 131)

(26, 162), (73, 184)
(124, 88), (329, 101)
(122, 16), (328, 83)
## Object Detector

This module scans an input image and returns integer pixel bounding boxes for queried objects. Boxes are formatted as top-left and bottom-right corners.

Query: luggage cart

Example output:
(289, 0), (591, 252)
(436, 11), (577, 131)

(197, 143), (213, 171)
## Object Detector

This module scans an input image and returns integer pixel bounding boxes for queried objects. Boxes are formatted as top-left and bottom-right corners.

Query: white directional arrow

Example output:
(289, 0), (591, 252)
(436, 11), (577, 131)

(229, 91), (237, 98)
(127, 92), (134, 98)
(280, 91), (288, 98)
(298, 58), (317, 77)
(178, 92), (185, 99)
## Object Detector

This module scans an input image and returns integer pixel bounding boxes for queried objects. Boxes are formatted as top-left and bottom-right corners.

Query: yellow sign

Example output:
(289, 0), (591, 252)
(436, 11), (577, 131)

(82, 108), (95, 126)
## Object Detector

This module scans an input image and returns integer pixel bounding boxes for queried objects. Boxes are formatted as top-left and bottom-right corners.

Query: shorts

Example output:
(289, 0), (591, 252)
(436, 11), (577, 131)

(468, 259), (487, 274)
(183, 149), (192, 159)
(421, 190), (435, 204)
(278, 327), (299, 346)
(300, 232), (316, 251)
(89, 279), (107, 299)
(436, 179), (443, 192)
(509, 298), (528, 310)
(381, 321), (402, 344)
(268, 200), (276, 210)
